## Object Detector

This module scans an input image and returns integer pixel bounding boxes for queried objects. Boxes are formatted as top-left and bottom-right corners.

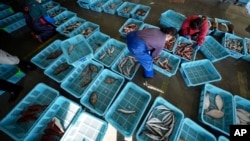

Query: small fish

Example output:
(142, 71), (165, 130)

(68, 45), (74, 55)
(46, 50), (62, 60)
(205, 109), (224, 119)
(89, 64), (98, 72)
(104, 77), (117, 84)
(237, 108), (250, 117)
(89, 92), (98, 108)
(53, 63), (70, 75)
(237, 109), (250, 122)
(80, 77), (92, 87)
(215, 94), (223, 111)
(99, 52), (106, 60)
(117, 109), (136, 114)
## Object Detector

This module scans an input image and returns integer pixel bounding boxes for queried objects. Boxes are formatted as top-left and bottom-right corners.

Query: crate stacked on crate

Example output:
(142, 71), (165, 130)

(130, 4), (151, 21)
(116, 1), (137, 18)
(118, 18), (144, 38)
(160, 9), (186, 31)
(0, 3), (14, 20)
(77, 0), (97, 9)
(102, 0), (123, 15)
(0, 83), (59, 141)
(0, 12), (26, 33)
(89, 0), (109, 12)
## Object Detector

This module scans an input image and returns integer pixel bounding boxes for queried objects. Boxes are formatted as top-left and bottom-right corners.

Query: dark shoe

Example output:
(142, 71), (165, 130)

(18, 60), (37, 72)
(8, 85), (23, 103)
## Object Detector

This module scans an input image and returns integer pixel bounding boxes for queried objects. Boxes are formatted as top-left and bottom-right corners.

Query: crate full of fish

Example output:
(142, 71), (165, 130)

(77, 0), (91, 9)
(42, 0), (60, 11)
(179, 59), (222, 87)
(160, 9), (186, 31)
(71, 21), (100, 39)
(53, 10), (77, 27)
(153, 50), (181, 77)
(136, 96), (184, 141)
(94, 38), (126, 68)
(56, 16), (86, 38)
(131, 4), (151, 21)
(218, 136), (229, 141)
(0, 12), (26, 33)
(60, 111), (108, 141)
(173, 36), (197, 62)
(141, 23), (159, 29)
(23, 96), (82, 141)
(222, 32), (245, 59)
(200, 36), (230, 63)
(234, 95), (250, 125)
(86, 31), (110, 54)
(242, 37), (250, 61)
(89, 0), (109, 12)
(105, 82), (151, 137)
(116, 1), (137, 18)
(0, 64), (25, 95)
(198, 83), (236, 136)
(176, 118), (216, 141)
(60, 34), (93, 66)
(111, 48), (140, 80)
(47, 6), (67, 18)
(80, 69), (125, 116)
(0, 3), (14, 20)
(0, 83), (59, 141)
(102, 0), (123, 15)
(60, 59), (104, 98)
(31, 40), (63, 69)
(118, 18), (144, 38)
(44, 55), (76, 83)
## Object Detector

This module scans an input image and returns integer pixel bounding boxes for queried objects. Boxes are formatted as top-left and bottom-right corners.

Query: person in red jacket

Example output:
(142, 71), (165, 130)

(179, 15), (209, 50)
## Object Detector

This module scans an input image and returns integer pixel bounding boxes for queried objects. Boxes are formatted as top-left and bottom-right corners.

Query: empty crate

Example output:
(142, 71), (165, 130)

(131, 4), (151, 21)
(160, 9), (186, 31)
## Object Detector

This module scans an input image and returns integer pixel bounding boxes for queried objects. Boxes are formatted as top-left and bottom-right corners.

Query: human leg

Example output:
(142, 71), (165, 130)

(32, 20), (56, 42)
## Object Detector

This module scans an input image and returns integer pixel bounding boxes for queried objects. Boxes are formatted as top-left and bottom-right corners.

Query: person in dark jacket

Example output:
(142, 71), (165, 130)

(179, 15), (209, 49)
(24, 0), (57, 43)
(126, 27), (177, 78)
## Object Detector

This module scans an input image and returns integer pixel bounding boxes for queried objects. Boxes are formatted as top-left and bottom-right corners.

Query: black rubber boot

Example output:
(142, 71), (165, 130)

(0, 79), (23, 103)
(18, 60), (37, 72)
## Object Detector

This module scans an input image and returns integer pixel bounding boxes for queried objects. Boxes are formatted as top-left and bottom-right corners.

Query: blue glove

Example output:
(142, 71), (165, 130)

(194, 45), (201, 51)
(44, 15), (55, 24)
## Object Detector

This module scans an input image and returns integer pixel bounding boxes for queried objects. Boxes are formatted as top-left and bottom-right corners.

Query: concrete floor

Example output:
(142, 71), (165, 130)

(0, 0), (250, 140)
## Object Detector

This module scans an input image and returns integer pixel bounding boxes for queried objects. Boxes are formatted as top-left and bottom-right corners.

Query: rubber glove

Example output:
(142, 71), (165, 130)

(44, 15), (55, 24)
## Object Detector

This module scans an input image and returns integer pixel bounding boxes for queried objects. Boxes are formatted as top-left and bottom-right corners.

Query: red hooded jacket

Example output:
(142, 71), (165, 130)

(180, 15), (209, 46)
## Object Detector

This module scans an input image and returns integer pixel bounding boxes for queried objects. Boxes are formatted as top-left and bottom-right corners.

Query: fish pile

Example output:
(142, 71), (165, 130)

(246, 41), (250, 54)
(108, 3), (118, 9)
(53, 63), (70, 75)
(46, 50), (63, 60)
(236, 108), (250, 125)
(17, 104), (48, 123)
(164, 36), (176, 51)
(40, 117), (65, 141)
(62, 21), (83, 34)
(79, 64), (99, 88)
(81, 27), (94, 38)
(203, 92), (225, 119)
(117, 56), (137, 77)
(49, 9), (65, 17)
(174, 42), (194, 60)
(123, 23), (138, 34)
(225, 39), (243, 53)
(122, 7), (132, 13)
(153, 56), (172, 71)
(135, 9), (147, 16)
(89, 92), (98, 108)
(55, 17), (69, 26)
(98, 46), (115, 60)
(141, 105), (175, 141)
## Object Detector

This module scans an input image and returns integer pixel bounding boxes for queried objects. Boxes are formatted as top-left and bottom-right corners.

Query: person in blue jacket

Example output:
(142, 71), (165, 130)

(24, 0), (57, 43)
(126, 27), (177, 78)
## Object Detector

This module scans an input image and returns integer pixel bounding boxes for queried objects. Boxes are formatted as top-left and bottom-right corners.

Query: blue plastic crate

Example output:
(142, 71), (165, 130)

(93, 38), (126, 68)
(105, 82), (151, 137)
(218, 135), (229, 141)
(131, 4), (151, 21)
(179, 59), (222, 87)
(176, 118), (216, 141)
(71, 21), (100, 39)
(60, 34), (93, 67)
(111, 48), (140, 80)
(102, 0), (123, 15)
(80, 69), (125, 116)
(86, 31), (110, 54)
(153, 50), (181, 77)
(141, 23), (159, 29)
(242, 38), (250, 61)
(24, 96), (82, 141)
(116, 1), (137, 18)
(53, 10), (77, 27)
(56, 16), (86, 38)
(78, 0), (97, 4)
(173, 36), (197, 62)
(198, 83), (235, 136)
(0, 83), (59, 141)
(31, 40), (62, 69)
(136, 96), (184, 141)
(89, 0), (109, 12)
(234, 95), (250, 125)
(77, 0), (91, 9)
(0, 4), (14, 20)
(61, 111), (108, 141)
(160, 9), (186, 31)
(222, 33), (244, 59)
(118, 18), (144, 38)
(44, 55), (76, 83)
(0, 12), (26, 33)
(200, 36), (230, 62)
(60, 59), (104, 98)
(47, 6), (67, 18)
(215, 18), (234, 34)
(42, 0), (60, 11)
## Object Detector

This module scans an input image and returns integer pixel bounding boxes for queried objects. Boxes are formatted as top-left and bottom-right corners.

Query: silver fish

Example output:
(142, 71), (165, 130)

(117, 109), (136, 114)
(205, 109), (224, 119)
(215, 94), (223, 111)
(237, 109), (250, 122)
(204, 92), (210, 110)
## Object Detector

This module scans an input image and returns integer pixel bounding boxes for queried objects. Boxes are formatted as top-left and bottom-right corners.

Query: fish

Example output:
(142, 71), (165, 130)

(53, 63), (70, 75)
(215, 94), (223, 111)
(143, 81), (164, 94)
(123, 23), (138, 34)
(117, 109), (136, 114)
(205, 109), (224, 119)
(46, 50), (62, 60)
(68, 45), (74, 55)
(89, 64), (98, 73)
(204, 92), (210, 110)
(89, 92), (98, 108)
(80, 77), (92, 87)
(52, 117), (64, 133)
(104, 77), (117, 84)
(237, 109), (250, 122)
(237, 108), (250, 117)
